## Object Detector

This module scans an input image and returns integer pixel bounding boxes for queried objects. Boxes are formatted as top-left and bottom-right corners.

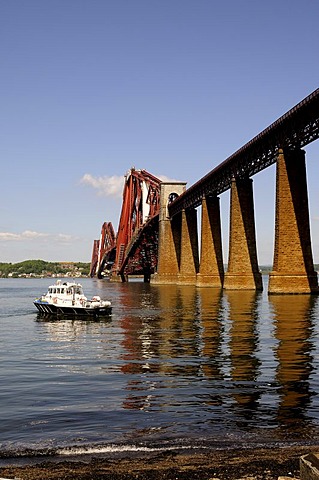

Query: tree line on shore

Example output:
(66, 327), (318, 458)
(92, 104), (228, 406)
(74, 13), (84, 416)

(1, 260), (317, 279)
(0, 259), (90, 277)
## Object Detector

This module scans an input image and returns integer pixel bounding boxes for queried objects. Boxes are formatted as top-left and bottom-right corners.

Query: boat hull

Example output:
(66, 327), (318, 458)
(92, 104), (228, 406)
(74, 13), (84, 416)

(34, 300), (112, 318)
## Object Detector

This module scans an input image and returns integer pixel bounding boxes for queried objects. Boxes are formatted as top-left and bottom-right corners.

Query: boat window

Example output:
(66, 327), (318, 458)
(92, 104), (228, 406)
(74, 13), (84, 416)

(53, 288), (56, 294)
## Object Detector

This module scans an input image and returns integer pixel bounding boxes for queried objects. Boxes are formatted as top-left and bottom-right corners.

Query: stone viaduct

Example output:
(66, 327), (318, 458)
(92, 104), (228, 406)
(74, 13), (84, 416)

(152, 88), (319, 294)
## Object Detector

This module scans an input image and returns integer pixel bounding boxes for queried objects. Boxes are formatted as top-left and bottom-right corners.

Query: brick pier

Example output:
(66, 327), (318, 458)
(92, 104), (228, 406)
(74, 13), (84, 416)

(197, 195), (224, 287)
(268, 149), (318, 294)
(224, 177), (263, 291)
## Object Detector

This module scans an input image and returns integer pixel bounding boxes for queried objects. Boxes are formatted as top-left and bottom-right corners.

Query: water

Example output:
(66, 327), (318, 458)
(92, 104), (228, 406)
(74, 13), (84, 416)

(1, 276), (319, 464)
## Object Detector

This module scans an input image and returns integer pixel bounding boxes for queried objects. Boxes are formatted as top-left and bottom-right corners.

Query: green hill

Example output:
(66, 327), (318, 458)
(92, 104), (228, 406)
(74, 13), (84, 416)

(0, 260), (90, 278)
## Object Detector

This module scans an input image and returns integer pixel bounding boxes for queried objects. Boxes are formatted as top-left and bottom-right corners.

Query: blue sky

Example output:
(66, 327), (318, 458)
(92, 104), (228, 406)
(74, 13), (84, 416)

(1, 0), (318, 265)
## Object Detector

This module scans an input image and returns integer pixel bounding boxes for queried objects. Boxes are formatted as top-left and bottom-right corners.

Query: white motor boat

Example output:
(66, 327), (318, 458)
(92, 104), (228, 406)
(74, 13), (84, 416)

(34, 280), (112, 317)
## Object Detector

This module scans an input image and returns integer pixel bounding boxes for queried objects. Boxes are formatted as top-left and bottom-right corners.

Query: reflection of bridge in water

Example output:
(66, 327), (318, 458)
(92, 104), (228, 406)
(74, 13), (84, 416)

(115, 283), (317, 436)
(36, 281), (319, 437)
(90, 88), (319, 294)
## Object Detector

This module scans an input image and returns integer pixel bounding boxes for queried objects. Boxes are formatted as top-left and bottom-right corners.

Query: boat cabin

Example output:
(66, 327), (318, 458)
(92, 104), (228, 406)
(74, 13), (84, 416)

(47, 282), (84, 296)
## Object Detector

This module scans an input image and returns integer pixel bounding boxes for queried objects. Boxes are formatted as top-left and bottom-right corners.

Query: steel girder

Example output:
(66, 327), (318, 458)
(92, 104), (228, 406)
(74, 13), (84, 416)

(169, 88), (319, 216)
(98, 222), (116, 276)
(119, 215), (159, 278)
(90, 169), (161, 279)
(89, 240), (100, 277)
(114, 168), (161, 277)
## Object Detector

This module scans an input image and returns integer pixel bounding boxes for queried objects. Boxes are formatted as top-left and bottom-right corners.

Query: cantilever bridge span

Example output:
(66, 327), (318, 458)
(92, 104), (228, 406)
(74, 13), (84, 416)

(91, 88), (319, 294)
(90, 168), (161, 281)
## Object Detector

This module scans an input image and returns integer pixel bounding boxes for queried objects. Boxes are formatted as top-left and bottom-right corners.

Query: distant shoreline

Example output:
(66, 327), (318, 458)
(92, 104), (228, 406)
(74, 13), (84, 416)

(0, 259), (90, 278)
(1, 261), (318, 280)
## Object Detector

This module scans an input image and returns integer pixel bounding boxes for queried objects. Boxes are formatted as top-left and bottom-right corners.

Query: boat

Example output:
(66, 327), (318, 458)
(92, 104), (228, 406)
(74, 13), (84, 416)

(34, 280), (112, 317)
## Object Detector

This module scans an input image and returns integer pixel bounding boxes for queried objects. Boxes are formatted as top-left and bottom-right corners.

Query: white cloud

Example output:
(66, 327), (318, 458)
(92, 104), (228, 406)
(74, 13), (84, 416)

(80, 172), (184, 198)
(0, 231), (76, 243)
(0, 231), (47, 241)
(0, 232), (20, 241)
(80, 174), (124, 198)
(56, 233), (74, 243)
(22, 230), (49, 239)
(156, 174), (183, 183)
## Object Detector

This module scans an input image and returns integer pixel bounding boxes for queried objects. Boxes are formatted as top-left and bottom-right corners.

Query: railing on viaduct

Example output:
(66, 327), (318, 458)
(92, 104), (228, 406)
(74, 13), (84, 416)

(168, 87), (319, 215)
(91, 88), (319, 294)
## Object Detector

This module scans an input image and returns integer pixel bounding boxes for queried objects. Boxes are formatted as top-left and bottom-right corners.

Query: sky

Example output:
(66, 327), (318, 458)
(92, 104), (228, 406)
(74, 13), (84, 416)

(1, 0), (318, 265)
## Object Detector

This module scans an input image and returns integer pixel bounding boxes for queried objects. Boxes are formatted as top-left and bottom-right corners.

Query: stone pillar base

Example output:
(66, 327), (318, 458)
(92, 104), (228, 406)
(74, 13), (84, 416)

(151, 273), (180, 285)
(268, 272), (319, 294)
(224, 272), (263, 291)
(196, 273), (223, 288)
(177, 274), (197, 285)
(110, 274), (124, 283)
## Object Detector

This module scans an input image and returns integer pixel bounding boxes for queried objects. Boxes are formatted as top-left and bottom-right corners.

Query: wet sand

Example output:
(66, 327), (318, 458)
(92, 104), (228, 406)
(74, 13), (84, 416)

(1, 445), (318, 479)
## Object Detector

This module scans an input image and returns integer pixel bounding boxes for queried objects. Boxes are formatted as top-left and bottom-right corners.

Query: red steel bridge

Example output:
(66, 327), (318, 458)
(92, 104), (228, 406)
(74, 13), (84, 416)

(90, 88), (319, 289)
(90, 168), (161, 281)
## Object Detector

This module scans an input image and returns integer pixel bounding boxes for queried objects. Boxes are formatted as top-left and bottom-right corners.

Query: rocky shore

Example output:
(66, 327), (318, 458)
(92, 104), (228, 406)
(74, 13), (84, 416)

(1, 445), (318, 480)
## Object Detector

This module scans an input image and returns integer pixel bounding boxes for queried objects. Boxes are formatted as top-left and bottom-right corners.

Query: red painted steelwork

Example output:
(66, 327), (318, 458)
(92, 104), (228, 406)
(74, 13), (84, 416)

(118, 214), (159, 281)
(98, 222), (116, 272)
(114, 168), (161, 279)
(90, 222), (116, 278)
(90, 168), (161, 280)
(89, 239), (100, 277)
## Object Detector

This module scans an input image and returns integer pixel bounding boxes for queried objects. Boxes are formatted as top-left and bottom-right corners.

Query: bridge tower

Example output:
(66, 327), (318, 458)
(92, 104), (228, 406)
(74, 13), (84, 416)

(152, 181), (187, 284)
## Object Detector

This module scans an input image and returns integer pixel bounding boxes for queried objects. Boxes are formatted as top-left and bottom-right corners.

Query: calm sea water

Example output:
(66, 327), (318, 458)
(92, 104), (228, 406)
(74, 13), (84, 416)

(1, 276), (319, 464)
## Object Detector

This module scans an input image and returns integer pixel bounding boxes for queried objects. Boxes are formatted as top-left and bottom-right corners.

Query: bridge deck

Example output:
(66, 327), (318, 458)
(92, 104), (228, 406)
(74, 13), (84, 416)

(169, 88), (319, 216)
